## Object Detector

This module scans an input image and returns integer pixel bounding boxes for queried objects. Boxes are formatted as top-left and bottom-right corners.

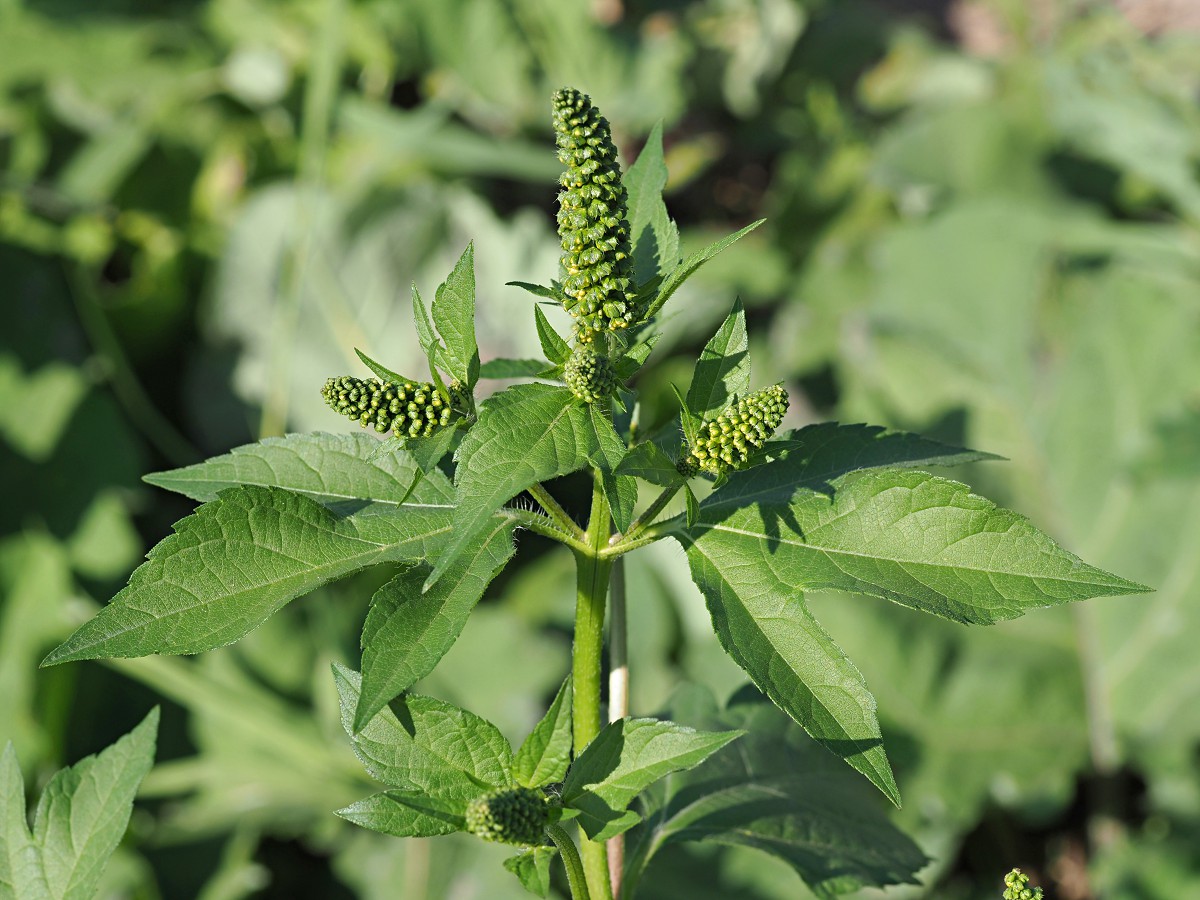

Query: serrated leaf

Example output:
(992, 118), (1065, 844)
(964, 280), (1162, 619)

(412, 282), (440, 361)
(646, 219), (765, 320)
(503, 847), (556, 898)
(0, 710), (158, 900)
(513, 677), (572, 789)
(355, 519), (516, 732)
(671, 384), (699, 446)
(335, 791), (466, 838)
(586, 405), (637, 533)
(398, 425), (462, 479)
(615, 442), (684, 488)
(684, 483), (700, 528)
(614, 332), (660, 380)
(333, 664), (512, 796)
(625, 685), (926, 900)
(426, 383), (599, 588)
(533, 305), (571, 365)
(432, 244), (480, 387)
(143, 432), (454, 506)
(687, 298), (750, 422)
(562, 718), (741, 841)
(479, 358), (554, 379)
(508, 281), (565, 302)
(43, 486), (455, 664)
(354, 348), (413, 385)
(625, 121), (680, 287)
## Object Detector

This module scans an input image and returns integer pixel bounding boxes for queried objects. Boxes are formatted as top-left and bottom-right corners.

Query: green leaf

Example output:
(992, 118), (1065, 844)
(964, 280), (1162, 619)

(508, 281), (565, 303)
(615, 442), (684, 488)
(0, 710), (158, 900)
(333, 664), (512, 796)
(42, 486), (454, 664)
(586, 405), (637, 533)
(533, 305), (571, 365)
(624, 121), (680, 287)
(432, 244), (480, 387)
(513, 677), (572, 789)
(686, 298), (750, 422)
(671, 384), (700, 447)
(426, 383), (599, 588)
(356, 519), (517, 732)
(394, 426), (462, 480)
(411, 283), (440, 363)
(503, 847), (556, 898)
(694, 468), (1148, 625)
(684, 483), (700, 528)
(479, 358), (554, 379)
(562, 717), (742, 841)
(613, 332), (660, 380)
(336, 791), (466, 838)
(680, 539), (900, 805)
(646, 220), (765, 321)
(624, 685), (926, 900)
(354, 348), (413, 385)
(143, 432), (454, 506)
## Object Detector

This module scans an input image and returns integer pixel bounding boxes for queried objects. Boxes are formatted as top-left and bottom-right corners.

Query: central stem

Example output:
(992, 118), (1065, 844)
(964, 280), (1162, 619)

(572, 472), (614, 900)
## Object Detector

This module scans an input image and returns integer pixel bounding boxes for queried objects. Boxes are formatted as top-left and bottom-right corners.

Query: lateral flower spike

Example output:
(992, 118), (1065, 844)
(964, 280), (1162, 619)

(552, 87), (638, 342)
(464, 787), (549, 846)
(1002, 869), (1044, 900)
(679, 383), (789, 476)
(564, 344), (616, 404)
(321, 375), (467, 439)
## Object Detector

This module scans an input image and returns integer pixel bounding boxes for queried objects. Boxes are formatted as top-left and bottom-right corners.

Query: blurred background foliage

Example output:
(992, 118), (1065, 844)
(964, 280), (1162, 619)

(2, 0), (1199, 897)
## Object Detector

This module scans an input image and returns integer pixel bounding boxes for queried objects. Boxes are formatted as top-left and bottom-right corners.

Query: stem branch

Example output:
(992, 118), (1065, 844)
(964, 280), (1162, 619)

(529, 483), (585, 541)
(546, 824), (592, 900)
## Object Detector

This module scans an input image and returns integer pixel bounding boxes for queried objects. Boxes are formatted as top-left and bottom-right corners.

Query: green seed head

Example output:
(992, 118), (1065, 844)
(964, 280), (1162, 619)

(552, 87), (638, 342)
(464, 787), (548, 846)
(681, 384), (788, 476)
(321, 375), (460, 439)
(1002, 869), (1044, 900)
(564, 345), (616, 404)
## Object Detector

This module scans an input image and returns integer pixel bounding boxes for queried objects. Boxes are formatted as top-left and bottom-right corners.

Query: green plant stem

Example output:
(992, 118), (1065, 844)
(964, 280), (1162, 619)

(617, 484), (681, 545)
(604, 514), (681, 558)
(573, 472), (615, 900)
(606, 557), (628, 896)
(529, 483), (585, 541)
(546, 824), (592, 900)
(505, 509), (589, 553)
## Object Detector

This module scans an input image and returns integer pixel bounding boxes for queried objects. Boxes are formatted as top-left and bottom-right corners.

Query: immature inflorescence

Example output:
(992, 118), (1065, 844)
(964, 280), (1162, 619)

(552, 87), (638, 342)
(1002, 869), (1044, 900)
(679, 384), (789, 476)
(564, 345), (616, 404)
(321, 375), (464, 439)
(464, 787), (548, 846)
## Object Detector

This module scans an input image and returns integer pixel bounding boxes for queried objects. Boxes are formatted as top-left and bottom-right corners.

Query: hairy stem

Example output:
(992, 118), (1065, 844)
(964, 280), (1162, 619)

(530, 483), (585, 541)
(606, 557), (628, 896)
(573, 472), (615, 900)
(546, 824), (592, 900)
(505, 508), (589, 553)
(617, 484), (681, 546)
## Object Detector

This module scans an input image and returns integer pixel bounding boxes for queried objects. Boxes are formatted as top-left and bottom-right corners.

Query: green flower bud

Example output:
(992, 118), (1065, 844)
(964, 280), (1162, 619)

(464, 787), (548, 846)
(321, 375), (464, 439)
(1002, 869), (1044, 900)
(564, 345), (616, 404)
(552, 87), (638, 342)
(681, 384), (788, 476)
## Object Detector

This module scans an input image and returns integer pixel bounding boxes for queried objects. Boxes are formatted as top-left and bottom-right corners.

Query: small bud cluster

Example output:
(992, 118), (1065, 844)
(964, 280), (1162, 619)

(564, 345), (616, 404)
(1002, 869), (1044, 900)
(680, 384), (788, 476)
(552, 88), (638, 342)
(464, 787), (548, 846)
(321, 376), (463, 439)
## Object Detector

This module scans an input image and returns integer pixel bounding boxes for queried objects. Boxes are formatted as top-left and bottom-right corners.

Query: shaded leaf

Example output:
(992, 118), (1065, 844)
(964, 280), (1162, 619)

(615, 442), (684, 488)
(686, 298), (750, 422)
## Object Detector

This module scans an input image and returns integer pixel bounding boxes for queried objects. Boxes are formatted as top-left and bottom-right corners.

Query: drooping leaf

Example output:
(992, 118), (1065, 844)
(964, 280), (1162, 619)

(426, 383), (599, 588)
(43, 486), (454, 664)
(333, 664), (512, 796)
(356, 519), (517, 732)
(562, 717), (741, 841)
(624, 121), (680, 287)
(533, 304), (571, 365)
(479, 358), (554, 379)
(615, 442), (684, 488)
(513, 677), (573, 789)
(624, 685), (926, 900)
(432, 244), (480, 387)
(335, 791), (467, 838)
(503, 847), (556, 898)
(646, 220), (765, 321)
(686, 298), (750, 422)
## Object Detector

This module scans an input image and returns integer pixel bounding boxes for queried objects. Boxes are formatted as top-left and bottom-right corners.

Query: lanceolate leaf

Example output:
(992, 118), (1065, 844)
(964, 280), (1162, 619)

(687, 298), (750, 422)
(336, 791), (466, 838)
(432, 243), (480, 387)
(426, 383), (600, 588)
(143, 432), (454, 506)
(354, 348), (413, 386)
(479, 358), (554, 379)
(587, 404), (637, 532)
(533, 305), (571, 365)
(614, 442), (684, 488)
(355, 518), (517, 732)
(513, 677), (573, 789)
(333, 664), (512, 797)
(646, 220), (765, 321)
(43, 486), (454, 664)
(411, 283), (440, 361)
(624, 121), (680, 287)
(562, 718), (742, 841)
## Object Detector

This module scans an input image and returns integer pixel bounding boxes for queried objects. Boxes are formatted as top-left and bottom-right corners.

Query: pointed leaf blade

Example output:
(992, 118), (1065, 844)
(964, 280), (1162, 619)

(647, 219), (765, 320)
(432, 244), (480, 387)
(533, 305), (571, 365)
(513, 677), (573, 789)
(625, 121), (680, 287)
(336, 791), (466, 838)
(686, 298), (750, 422)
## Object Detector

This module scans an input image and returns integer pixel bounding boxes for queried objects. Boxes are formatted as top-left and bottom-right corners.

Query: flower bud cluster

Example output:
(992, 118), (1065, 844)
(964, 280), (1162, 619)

(1002, 869), (1044, 900)
(321, 375), (463, 439)
(464, 787), (548, 846)
(564, 345), (616, 404)
(679, 384), (788, 476)
(552, 87), (638, 342)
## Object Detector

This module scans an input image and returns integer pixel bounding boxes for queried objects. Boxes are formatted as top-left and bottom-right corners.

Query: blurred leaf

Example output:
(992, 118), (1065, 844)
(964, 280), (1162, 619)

(0, 358), (88, 463)
(503, 846), (555, 898)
